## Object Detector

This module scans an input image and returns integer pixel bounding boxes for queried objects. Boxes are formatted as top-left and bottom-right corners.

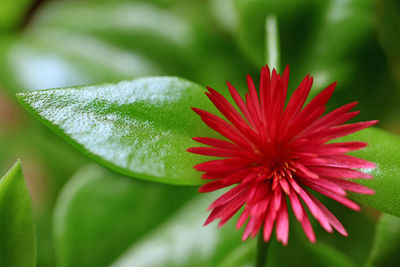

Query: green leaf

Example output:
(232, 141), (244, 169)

(0, 160), (36, 267)
(303, 0), (374, 90)
(0, 29), (160, 93)
(366, 214), (400, 267)
(209, 0), (239, 34)
(111, 194), (244, 267)
(30, 1), (198, 74)
(111, 193), (356, 267)
(33, 1), (193, 50)
(342, 127), (400, 216)
(54, 164), (195, 267)
(17, 77), (214, 185)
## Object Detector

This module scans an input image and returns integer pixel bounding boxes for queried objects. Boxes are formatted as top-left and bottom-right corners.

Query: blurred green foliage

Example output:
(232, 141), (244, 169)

(53, 165), (196, 266)
(0, 0), (399, 266)
(366, 214), (400, 267)
(0, 0), (33, 31)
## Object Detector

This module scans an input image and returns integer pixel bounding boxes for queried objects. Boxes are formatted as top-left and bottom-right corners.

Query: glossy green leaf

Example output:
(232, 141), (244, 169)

(111, 194), (244, 267)
(54, 164), (195, 267)
(0, 160), (36, 267)
(17, 77), (215, 185)
(341, 127), (400, 216)
(366, 214), (400, 267)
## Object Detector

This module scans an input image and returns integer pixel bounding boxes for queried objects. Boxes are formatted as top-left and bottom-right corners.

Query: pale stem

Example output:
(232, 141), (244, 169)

(265, 15), (280, 72)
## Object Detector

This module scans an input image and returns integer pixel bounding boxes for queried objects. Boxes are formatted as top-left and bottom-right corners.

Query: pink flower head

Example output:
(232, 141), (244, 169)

(188, 65), (377, 245)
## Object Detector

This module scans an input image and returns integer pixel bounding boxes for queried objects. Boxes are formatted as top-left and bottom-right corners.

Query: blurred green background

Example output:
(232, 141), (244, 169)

(0, 0), (399, 266)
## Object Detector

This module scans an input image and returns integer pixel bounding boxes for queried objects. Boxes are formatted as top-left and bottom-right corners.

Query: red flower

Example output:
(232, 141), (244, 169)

(188, 65), (377, 245)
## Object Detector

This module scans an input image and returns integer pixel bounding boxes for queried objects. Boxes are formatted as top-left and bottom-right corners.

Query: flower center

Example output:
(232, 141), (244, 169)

(255, 159), (296, 190)
(269, 161), (295, 180)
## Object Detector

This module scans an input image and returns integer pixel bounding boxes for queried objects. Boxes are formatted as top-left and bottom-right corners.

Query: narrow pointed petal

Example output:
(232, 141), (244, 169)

(192, 137), (239, 149)
(237, 208), (251, 229)
(310, 141), (368, 155)
(299, 82), (337, 120)
(279, 178), (291, 195)
(205, 192), (247, 226)
(199, 180), (226, 193)
(325, 177), (375, 195)
(300, 207), (316, 243)
(320, 120), (379, 140)
(297, 176), (347, 196)
(194, 158), (252, 173)
(309, 155), (376, 169)
(226, 81), (256, 128)
(242, 217), (256, 240)
(206, 88), (258, 141)
(247, 75), (262, 119)
(192, 107), (255, 150)
(275, 195), (289, 245)
(250, 200), (269, 238)
(208, 183), (249, 210)
(259, 66), (271, 122)
(293, 162), (319, 179)
(187, 147), (247, 158)
(302, 179), (360, 211)
(305, 102), (359, 133)
(263, 193), (280, 242)
(308, 194), (348, 236)
(290, 180), (333, 233)
(308, 166), (373, 179)
(281, 75), (313, 124)
(218, 198), (246, 227)
(288, 188), (304, 221)
(245, 93), (263, 131)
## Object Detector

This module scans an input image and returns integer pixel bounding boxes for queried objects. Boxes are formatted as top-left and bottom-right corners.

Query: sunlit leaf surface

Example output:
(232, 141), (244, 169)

(17, 77), (216, 185)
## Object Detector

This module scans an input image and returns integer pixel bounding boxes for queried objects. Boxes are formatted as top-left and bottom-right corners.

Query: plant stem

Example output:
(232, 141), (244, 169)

(255, 232), (269, 267)
(265, 15), (280, 72)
